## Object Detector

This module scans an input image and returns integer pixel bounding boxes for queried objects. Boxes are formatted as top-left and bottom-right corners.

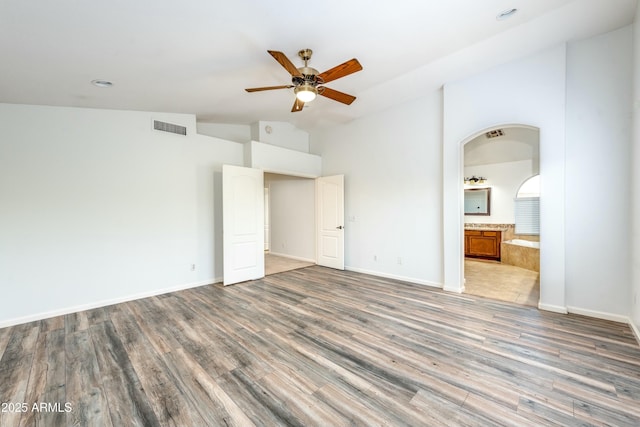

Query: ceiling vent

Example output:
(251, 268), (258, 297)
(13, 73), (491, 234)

(153, 120), (187, 136)
(485, 129), (504, 139)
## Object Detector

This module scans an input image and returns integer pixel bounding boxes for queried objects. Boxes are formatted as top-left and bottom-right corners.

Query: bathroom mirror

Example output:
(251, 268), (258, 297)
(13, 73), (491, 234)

(464, 188), (491, 216)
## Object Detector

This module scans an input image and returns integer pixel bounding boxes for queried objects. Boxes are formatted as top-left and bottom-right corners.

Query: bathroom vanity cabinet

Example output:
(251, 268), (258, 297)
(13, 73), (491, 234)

(464, 229), (501, 261)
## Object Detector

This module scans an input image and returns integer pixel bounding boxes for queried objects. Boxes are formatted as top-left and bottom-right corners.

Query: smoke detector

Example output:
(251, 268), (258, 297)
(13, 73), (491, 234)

(497, 8), (518, 21)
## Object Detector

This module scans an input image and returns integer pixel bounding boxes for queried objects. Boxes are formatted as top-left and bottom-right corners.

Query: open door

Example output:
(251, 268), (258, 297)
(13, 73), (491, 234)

(223, 165), (264, 285)
(316, 175), (344, 270)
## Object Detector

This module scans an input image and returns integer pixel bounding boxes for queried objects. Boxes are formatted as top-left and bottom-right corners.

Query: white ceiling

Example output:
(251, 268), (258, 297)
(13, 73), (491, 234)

(0, 0), (635, 131)
(464, 127), (539, 166)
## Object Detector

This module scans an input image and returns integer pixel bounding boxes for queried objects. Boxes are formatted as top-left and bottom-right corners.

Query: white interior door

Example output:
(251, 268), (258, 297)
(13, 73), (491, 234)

(316, 175), (344, 270)
(223, 165), (264, 285)
(264, 187), (270, 251)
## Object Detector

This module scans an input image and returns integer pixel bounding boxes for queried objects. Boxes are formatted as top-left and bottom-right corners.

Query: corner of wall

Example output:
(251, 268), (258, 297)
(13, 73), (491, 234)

(243, 141), (254, 167)
(630, 0), (640, 346)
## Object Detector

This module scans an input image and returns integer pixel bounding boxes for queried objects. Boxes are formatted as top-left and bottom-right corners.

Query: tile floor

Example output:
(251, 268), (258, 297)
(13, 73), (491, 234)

(464, 258), (540, 306)
(265, 253), (315, 275)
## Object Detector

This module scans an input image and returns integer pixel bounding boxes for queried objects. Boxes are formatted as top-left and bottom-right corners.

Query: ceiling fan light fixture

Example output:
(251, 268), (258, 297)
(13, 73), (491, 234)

(245, 49), (362, 111)
(294, 84), (317, 103)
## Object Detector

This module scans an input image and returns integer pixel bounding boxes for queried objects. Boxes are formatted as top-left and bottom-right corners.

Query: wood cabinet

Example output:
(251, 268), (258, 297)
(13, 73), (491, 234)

(465, 230), (501, 261)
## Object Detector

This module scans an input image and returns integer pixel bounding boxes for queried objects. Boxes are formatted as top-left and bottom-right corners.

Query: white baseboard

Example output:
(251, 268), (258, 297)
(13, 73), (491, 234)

(538, 303), (568, 314)
(0, 278), (219, 329)
(267, 252), (316, 264)
(345, 266), (442, 289)
(566, 306), (629, 323)
(629, 318), (640, 346)
(443, 284), (465, 294)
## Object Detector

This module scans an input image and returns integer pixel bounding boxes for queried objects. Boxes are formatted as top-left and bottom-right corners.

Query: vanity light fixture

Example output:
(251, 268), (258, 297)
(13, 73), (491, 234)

(464, 176), (487, 185)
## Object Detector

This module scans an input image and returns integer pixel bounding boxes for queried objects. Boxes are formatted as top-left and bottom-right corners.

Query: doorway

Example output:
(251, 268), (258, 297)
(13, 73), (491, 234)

(264, 172), (316, 275)
(461, 126), (541, 306)
(223, 165), (345, 285)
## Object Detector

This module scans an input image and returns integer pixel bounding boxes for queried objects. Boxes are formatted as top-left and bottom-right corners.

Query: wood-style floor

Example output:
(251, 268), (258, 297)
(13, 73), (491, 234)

(1, 266), (640, 426)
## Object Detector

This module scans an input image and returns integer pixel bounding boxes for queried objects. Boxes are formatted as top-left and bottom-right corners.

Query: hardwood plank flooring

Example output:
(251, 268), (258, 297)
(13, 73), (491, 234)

(1, 266), (639, 426)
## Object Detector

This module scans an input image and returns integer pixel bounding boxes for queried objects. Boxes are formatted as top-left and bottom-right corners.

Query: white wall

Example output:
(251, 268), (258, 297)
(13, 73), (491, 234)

(245, 141), (322, 178)
(464, 160), (535, 224)
(311, 93), (443, 286)
(443, 46), (567, 308)
(196, 122), (252, 143)
(251, 121), (310, 152)
(631, 2), (640, 338)
(196, 120), (310, 152)
(265, 174), (315, 261)
(565, 26), (633, 320)
(0, 103), (243, 327)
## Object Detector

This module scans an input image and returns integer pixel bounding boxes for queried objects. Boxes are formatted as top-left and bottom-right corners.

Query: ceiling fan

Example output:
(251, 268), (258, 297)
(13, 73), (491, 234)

(245, 49), (363, 112)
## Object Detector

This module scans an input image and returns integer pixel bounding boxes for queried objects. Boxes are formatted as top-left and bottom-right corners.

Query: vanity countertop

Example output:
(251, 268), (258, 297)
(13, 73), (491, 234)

(464, 224), (509, 232)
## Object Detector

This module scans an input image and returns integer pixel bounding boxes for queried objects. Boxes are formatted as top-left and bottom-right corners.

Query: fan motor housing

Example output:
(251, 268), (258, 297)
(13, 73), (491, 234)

(292, 68), (322, 87)
(298, 66), (318, 76)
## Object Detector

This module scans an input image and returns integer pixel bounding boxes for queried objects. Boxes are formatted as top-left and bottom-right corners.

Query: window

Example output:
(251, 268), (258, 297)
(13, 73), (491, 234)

(514, 175), (540, 235)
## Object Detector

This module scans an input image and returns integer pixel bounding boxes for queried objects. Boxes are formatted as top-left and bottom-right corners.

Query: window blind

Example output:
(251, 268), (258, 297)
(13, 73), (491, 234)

(514, 197), (540, 235)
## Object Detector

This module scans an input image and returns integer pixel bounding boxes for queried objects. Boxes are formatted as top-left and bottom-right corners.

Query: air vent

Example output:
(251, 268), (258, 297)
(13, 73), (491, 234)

(153, 120), (187, 136)
(485, 129), (504, 139)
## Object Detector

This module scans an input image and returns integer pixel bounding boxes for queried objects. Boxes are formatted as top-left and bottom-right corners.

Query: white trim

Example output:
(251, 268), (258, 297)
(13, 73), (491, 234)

(267, 252), (316, 264)
(538, 302), (568, 314)
(345, 266), (442, 288)
(0, 278), (219, 329)
(566, 306), (629, 324)
(443, 284), (465, 294)
(629, 318), (640, 346)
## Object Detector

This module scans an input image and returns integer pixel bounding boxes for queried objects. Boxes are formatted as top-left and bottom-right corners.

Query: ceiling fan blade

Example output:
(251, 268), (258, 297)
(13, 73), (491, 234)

(268, 50), (303, 77)
(319, 87), (356, 105)
(317, 58), (362, 84)
(291, 98), (305, 112)
(245, 85), (292, 92)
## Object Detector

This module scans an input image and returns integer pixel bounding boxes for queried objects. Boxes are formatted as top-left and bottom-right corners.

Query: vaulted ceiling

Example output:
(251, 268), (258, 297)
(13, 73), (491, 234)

(0, 0), (635, 131)
(465, 127), (539, 166)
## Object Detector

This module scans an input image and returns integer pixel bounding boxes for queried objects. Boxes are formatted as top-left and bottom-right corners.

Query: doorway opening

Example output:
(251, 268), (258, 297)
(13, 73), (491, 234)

(462, 125), (541, 306)
(222, 164), (345, 285)
(264, 172), (316, 275)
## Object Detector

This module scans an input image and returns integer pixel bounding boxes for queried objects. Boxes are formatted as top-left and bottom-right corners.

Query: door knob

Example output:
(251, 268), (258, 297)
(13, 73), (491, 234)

(336, 225), (344, 229)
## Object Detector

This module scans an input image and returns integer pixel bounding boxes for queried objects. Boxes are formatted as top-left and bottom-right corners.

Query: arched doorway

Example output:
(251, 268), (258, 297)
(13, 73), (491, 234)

(461, 126), (540, 305)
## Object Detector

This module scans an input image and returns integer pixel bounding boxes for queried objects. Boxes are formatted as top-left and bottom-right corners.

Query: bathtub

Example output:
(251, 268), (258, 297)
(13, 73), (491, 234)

(507, 239), (540, 249)
(501, 239), (540, 272)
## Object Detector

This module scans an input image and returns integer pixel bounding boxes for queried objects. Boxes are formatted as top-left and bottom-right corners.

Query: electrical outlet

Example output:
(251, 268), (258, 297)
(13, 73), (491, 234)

(373, 255), (377, 262)
(190, 264), (196, 271)
(397, 257), (402, 265)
